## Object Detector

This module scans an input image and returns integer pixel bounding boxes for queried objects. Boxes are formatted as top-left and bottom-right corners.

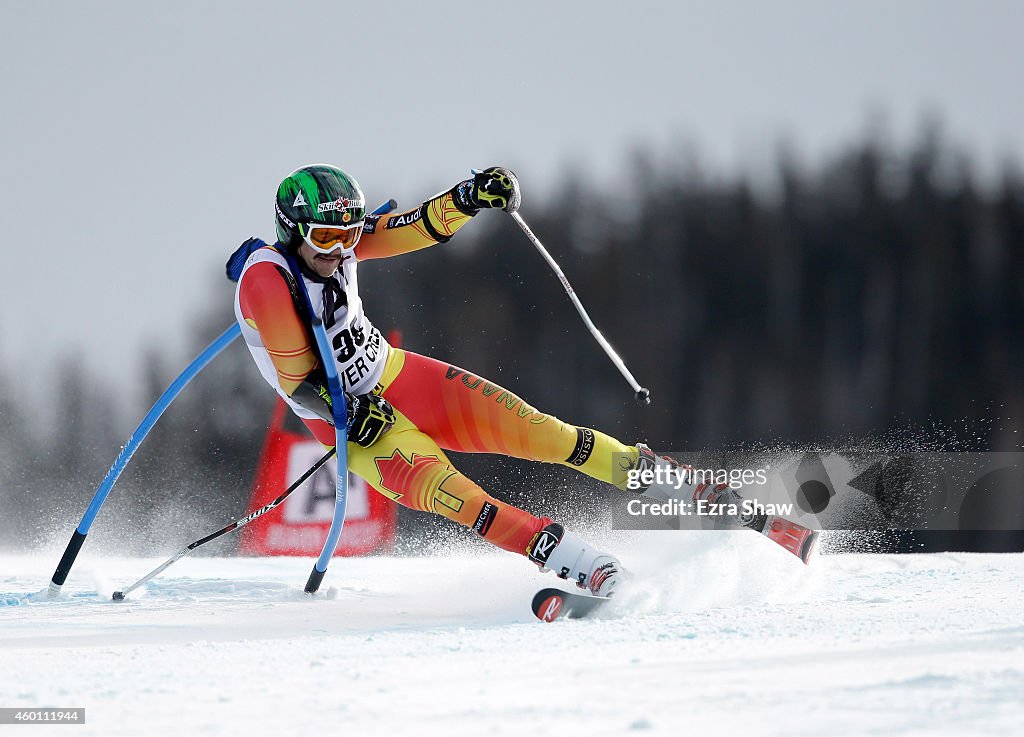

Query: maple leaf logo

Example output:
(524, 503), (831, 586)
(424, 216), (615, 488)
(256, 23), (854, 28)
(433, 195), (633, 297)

(373, 450), (463, 514)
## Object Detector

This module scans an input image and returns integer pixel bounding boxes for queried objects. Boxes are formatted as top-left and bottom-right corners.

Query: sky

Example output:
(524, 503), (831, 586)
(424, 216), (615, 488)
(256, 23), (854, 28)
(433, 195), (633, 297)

(1, 0), (1022, 402)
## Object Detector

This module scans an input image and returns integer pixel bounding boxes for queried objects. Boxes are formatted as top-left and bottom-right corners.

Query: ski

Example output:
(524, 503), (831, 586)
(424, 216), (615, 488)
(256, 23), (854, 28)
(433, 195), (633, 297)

(753, 515), (820, 564)
(531, 587), (611, 622)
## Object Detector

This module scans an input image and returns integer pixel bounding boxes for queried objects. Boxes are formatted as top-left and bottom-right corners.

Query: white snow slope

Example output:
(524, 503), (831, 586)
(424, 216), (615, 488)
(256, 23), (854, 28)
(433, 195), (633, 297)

(2, 532), (1022, 737)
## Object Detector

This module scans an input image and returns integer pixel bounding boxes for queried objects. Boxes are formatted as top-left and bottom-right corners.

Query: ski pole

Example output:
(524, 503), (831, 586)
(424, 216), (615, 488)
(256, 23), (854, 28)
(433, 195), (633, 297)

(509, 210), (651, 405)
(112, 446), (337, 601)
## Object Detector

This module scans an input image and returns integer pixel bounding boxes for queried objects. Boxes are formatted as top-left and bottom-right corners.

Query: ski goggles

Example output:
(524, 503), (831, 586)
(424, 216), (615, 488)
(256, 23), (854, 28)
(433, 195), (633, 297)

(298, 221), (364, 253)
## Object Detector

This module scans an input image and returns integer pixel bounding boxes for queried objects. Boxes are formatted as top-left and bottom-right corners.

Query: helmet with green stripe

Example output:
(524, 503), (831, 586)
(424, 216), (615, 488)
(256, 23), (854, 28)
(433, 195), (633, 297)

(275, 164), (366, 249)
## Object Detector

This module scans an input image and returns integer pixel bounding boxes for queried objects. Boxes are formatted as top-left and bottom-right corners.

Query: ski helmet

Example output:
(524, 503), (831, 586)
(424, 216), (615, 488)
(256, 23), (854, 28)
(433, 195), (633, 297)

(275, 164), (366, 249)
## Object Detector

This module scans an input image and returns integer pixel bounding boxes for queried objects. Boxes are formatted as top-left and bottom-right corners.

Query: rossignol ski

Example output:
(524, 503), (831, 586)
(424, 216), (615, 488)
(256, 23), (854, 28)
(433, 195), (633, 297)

(531, 587), (611, 622)
(746, 514), (820, 564)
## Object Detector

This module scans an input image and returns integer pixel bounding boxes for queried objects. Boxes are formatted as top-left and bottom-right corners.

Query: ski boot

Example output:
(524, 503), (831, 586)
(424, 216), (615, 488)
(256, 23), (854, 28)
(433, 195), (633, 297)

(632, 444), (819, 563)
(526, 522), (621, 598)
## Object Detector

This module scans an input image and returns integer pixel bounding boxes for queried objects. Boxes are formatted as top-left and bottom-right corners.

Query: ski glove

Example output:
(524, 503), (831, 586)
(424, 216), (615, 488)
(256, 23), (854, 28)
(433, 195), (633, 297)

(346, 392), (396, 447)
(452, 167), (521, 214)
(290, 380), (396, 447)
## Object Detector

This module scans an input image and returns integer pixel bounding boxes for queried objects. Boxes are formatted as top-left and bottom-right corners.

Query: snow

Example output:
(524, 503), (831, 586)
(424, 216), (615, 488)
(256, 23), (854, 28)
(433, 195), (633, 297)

(2, 532), (1022, 737)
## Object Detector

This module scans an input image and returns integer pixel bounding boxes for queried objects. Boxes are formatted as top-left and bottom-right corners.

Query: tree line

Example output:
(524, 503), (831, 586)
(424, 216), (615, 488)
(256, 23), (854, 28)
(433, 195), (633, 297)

(3, 127), (1021, 552)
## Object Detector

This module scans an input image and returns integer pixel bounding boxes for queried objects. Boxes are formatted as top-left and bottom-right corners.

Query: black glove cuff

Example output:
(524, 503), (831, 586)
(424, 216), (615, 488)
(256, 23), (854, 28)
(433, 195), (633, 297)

(449, 180), (481, 216)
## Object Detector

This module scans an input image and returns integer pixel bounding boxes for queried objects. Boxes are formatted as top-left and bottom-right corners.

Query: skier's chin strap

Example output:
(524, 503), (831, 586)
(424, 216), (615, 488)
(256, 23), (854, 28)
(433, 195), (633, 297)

(293, 257), (347, 328)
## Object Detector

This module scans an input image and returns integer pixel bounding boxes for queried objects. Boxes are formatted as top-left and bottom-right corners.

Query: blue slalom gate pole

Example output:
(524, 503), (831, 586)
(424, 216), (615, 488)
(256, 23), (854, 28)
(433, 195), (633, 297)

(299, 197), (396, 594)
(303, 318), (349, 594)
(48, 323), (241, 596)
(278, 269), (349, 595)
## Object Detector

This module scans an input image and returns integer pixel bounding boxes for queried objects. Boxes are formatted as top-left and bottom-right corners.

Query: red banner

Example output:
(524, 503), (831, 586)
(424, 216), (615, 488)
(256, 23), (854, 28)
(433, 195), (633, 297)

(239, 399), (397, 556)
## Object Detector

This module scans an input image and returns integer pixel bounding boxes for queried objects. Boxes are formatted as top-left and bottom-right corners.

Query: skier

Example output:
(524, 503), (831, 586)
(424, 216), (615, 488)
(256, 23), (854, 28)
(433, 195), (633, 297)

(229, 164), (791, 599)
